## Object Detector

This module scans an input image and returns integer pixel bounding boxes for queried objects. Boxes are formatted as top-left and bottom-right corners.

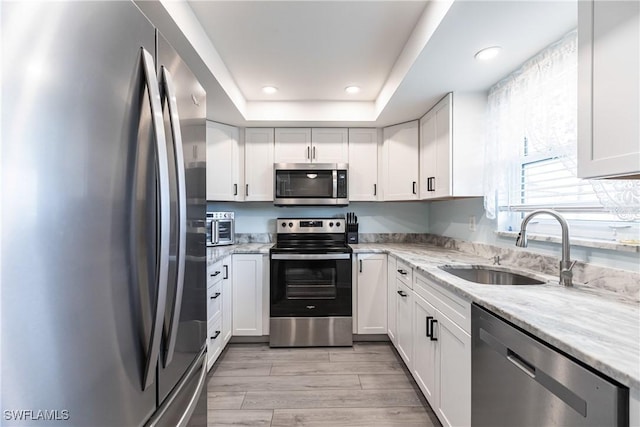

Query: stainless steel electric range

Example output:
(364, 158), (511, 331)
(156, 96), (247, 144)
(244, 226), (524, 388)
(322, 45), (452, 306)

(269, 218), (353, 347)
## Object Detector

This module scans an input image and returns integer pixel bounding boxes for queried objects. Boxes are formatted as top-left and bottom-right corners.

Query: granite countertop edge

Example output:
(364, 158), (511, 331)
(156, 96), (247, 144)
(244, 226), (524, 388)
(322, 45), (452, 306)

(208, 243), (640, 390)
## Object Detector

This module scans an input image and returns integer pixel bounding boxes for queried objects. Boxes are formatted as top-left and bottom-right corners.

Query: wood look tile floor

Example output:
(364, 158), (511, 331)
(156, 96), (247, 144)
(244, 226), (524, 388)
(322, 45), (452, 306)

(205, 342), (442, 427)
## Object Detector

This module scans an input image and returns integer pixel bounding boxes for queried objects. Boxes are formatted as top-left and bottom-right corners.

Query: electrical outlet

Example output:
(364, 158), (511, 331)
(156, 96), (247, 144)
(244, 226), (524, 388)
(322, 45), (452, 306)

(469, 215), (477, 232)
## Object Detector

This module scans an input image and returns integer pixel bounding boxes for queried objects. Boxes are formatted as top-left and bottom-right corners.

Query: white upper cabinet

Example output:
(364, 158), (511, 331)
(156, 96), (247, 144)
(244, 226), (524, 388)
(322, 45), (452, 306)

(274, 128), (312, 163)
(244, 128), (275, 201)
(419, 93), (486, 200)
(311, 128), (349, 163)
(206, 121), (243, 201)
(382, 120), (420, 200)
(274, 128), (348, 163)
(348, 128), (378, 201)
(578, 0), (640, 179)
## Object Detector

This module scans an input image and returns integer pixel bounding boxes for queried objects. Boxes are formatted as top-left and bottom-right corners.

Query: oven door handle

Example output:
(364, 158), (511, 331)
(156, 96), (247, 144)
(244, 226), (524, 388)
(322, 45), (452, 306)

(271, 253), (351, 260)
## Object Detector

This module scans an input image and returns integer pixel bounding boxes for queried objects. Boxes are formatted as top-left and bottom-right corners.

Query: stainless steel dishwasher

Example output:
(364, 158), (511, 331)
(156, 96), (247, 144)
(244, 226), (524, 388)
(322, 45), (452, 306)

(472, 304), (628, 427)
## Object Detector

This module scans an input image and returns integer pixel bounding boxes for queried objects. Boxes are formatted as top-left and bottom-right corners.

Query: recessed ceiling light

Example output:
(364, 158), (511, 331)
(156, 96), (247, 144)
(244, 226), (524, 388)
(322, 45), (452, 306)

(345, 86), (361, 94)
(474, 46), (502, 61)
(262, 86), (278, 94)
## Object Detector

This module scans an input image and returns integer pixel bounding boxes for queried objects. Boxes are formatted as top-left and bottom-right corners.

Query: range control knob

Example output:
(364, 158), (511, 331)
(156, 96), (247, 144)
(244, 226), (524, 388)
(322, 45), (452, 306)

(281, 222), (286, 228)
(288, 222), (294, 228)
(329, 222), (334, 227)
(336, 222), (341, 227)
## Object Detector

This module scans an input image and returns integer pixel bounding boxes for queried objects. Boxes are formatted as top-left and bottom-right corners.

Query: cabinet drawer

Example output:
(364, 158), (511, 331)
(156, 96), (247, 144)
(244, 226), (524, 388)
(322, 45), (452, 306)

(207, 281), (222, 321)
(396, 259), (413, 288)
(414, 272), (471, 334)
(207, 316), (223, 370)
(208, 260), (224, 287)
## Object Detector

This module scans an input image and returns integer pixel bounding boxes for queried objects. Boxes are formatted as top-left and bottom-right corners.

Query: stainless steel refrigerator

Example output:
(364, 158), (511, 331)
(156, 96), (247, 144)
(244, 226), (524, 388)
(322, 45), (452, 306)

(1, 1), (208, 426)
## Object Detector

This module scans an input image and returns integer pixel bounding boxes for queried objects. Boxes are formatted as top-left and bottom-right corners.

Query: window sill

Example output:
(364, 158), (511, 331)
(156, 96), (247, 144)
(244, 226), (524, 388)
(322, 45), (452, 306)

(495, 231), (640, 253)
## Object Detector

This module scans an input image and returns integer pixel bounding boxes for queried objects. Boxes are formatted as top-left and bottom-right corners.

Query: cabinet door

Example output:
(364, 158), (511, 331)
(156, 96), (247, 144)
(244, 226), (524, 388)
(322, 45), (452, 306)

(356, 254), (387, 334)
(206, 121), (241, 200)
(221, 256), (233, 345)
(382, 121), (419, 200)
(395, 280), (414, 370)
(387, 256), (397, 343)
(413, 293), (438, 408)
(578, 0), (640, 179)
(311, 128), (349, 163)
(433, 98), (452, 198)
(419, 110), (437, 200)
(348, 128), (378, 201)
(232, 254), (263, 336)
(274, 128), (312, 163)
(435, 311), (471, 427)
(245, 128), (275, 201)
(420, 95), (452, 199)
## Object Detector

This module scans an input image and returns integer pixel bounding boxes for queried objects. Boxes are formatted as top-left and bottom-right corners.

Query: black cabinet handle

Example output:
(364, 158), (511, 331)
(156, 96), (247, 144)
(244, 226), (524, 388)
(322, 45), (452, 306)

(427, 177), (436, 192)
(412, 181), (417, 194)
(359, 259), (363, 273)
(246, 184), (249, 196)
(373, 183), (377, 196)
(313, 146), (316, 160)
(397, 290), (407, 297)
(307, 146), (310, 159)
(210, 292), (221, 300)
(233, 184), (238, 196)
(426, 316), (434, 338)
(223, 264), (229, 280)
(210, 331), (221, 340)
(397, 269), (407, 275)
(210, 271), (221, 277)
(430, 319), (438, 341)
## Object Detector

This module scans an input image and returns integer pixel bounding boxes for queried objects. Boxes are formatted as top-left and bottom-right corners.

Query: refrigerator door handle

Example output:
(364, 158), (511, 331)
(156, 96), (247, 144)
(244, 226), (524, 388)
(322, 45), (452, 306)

(140, 47), (171, 391)
(160, 66), (187, 367)
(145, 349), (207, 427)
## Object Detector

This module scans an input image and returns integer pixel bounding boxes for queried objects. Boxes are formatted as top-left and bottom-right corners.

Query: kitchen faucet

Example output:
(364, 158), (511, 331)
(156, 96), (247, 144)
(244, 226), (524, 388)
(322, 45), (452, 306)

(515, 209), (576, 287)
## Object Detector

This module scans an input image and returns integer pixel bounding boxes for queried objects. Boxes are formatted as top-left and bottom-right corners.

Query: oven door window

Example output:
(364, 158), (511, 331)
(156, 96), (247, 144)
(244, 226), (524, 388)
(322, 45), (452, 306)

(271, 258), (351, 317)
(217, 220), (233, 242)
(275, 170), (334, 198)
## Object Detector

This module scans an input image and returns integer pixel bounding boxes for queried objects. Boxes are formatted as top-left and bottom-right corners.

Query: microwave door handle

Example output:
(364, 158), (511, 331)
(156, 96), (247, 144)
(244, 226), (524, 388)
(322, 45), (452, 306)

(332, 170), (338, 198)
(140, 48), (170, 391)
(160, 66), (186, 368)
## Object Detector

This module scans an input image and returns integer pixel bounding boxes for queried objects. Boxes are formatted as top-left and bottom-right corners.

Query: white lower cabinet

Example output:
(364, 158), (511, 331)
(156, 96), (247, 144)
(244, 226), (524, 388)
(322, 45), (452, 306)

(387, 256), (397, 343)
(232, 254), (263, 336)
(207, 259), (224, 370)
(221, 256), (232, 345)
(395, 279), (414, 370)
(413, 271), (471, 427)
(413, 293), (438, 404)
(356, 254), (387, 334)
(436, 311), (471, 427)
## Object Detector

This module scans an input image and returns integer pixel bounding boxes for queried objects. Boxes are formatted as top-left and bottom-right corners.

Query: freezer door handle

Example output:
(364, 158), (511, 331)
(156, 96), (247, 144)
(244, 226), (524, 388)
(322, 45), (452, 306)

(160, 66), (187, 368)
(140, 47), (171, 391)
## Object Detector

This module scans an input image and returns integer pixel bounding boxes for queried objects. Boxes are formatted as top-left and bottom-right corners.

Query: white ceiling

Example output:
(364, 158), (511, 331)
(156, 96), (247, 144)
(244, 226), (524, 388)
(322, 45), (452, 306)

(189, 1), (428, 102)
(137, 0), (577, 127)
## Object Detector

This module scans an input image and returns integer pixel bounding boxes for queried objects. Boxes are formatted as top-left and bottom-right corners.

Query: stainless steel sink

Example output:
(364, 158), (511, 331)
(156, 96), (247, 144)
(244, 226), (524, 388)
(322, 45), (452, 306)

(439, 265), (545, 285)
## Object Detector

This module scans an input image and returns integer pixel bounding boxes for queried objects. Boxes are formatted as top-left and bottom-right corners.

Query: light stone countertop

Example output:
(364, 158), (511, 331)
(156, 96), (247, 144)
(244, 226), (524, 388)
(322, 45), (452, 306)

(207, 243), (640, 390)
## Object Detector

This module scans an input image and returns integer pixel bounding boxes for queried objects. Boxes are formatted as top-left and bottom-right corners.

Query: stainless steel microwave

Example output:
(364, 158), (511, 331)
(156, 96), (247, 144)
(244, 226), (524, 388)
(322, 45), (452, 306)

(206, 212), (235, 246)
(274, 163), (348, 206)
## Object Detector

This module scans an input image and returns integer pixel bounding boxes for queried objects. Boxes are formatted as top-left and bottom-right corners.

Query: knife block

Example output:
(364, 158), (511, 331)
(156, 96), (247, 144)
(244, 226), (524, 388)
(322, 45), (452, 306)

(347, 224), (359, 244)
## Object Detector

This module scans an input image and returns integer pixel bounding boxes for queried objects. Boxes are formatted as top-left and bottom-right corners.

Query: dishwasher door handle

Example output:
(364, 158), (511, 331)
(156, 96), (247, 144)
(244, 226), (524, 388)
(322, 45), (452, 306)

(507, 350), (536, 378)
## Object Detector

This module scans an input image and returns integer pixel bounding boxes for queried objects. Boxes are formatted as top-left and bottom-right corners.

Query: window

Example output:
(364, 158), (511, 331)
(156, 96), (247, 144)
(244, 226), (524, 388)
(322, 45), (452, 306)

(484, 30), (640, 243)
